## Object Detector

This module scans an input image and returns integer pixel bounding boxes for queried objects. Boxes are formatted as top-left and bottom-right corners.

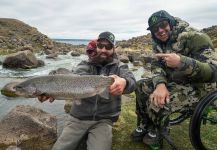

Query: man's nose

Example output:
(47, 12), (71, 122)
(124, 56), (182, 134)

(101, 47), (107, 52)
(158, 27), (164, 32)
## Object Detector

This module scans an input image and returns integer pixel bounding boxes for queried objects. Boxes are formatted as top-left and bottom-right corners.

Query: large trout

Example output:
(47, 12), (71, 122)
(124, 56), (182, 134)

(14, 74), (114, 100)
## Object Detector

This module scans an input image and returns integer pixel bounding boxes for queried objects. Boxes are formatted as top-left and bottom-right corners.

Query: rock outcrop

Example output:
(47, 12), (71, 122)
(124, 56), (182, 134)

(0, 105), (57, 150)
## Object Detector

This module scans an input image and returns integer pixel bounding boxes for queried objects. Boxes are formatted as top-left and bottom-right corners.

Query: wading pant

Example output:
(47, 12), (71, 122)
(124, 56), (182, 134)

(52, 115), (113, 150)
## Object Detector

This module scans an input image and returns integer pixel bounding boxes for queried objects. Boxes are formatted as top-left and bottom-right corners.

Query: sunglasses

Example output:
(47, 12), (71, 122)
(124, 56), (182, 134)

(97, 43), (113, 50)
(151, 20), (169, 33)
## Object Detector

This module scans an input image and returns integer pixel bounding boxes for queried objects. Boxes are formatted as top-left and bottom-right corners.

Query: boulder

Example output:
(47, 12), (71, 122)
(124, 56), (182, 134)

(127, 52), (141, 63)
(70, 51), (81, 57)
(0, 105), (57, 150)
(46, 53), (58, 59)
(2, 50), (41, 69)
(139, 55), (152, 64)
(132, 61), (142, 66)
(37, 59), (45, 67)
(49, 68), (71, 75)
(59, 48), (70, 55)
(44, 49), (53, 55)
(119, 55), (129, 63)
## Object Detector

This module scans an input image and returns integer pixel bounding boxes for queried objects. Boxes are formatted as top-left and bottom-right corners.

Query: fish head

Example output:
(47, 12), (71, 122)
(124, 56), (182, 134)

(14, 83), (37, 98)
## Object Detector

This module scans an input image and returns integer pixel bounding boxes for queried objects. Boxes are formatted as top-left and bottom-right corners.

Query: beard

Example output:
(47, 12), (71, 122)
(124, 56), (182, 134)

(89, 51), (115, 65)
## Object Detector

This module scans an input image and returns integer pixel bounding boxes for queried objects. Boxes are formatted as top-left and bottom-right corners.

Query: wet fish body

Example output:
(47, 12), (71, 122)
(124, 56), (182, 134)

(14, 74), (114, 100)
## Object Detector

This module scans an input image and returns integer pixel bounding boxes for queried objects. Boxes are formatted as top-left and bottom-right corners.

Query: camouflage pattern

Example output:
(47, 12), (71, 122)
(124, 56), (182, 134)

(137, 78), (216, 124)
(151, 17), (217, 87)
(137, 17), (217, 126)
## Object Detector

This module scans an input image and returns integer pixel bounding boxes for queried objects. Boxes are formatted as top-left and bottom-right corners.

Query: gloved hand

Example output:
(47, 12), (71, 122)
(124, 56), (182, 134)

(86, 39), (97, 59)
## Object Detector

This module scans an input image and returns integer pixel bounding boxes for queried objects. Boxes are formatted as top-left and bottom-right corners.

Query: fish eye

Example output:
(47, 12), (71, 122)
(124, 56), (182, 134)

(15, 85), (22, 90)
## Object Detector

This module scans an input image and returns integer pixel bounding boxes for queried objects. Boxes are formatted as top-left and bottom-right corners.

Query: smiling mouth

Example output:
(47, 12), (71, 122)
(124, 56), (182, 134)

(99, 53), (109, 57)
(158, 32), (169, 40)
(160, 33), (167, 37)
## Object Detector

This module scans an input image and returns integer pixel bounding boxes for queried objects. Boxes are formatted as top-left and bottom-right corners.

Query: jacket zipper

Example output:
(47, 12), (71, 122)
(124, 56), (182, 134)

(93, 95), (99, 120)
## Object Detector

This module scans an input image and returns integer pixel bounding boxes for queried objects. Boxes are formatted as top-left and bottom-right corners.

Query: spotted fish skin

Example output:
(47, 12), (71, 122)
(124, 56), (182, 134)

(14, 74), (114, 100)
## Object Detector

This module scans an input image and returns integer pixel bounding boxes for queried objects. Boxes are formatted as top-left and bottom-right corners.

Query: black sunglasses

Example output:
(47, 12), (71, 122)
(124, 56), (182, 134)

(151, 20), (169, 33)
(97, 43), (113, 50)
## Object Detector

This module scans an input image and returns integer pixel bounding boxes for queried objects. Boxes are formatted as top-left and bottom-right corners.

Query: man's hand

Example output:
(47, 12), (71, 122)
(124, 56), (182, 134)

(38, 95), (55, 103)
(150, 83), (169, 108)
(109, 75), (127, 95)
(156, 53), (181, 68)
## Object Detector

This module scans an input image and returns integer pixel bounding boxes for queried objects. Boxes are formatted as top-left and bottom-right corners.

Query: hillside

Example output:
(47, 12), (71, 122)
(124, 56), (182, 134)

(0, 18), (216, 55)
(116, 34), (152, 51)
(202, 25), (217, 47)
(0, 18), (84, 55)
(202, 25), (217, 39)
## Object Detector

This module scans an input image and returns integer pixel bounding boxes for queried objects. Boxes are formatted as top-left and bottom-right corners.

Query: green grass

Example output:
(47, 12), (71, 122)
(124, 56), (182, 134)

(112, 97), (194, 150)
(112, 99), (146, 150)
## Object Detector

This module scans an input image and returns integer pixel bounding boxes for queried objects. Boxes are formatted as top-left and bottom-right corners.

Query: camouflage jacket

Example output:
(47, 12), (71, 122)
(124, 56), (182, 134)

(151, 18), (217, 88)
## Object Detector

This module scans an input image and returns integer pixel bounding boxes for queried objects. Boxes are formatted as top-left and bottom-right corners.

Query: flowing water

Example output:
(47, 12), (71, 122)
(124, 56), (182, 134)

(0, 53), (144, 134)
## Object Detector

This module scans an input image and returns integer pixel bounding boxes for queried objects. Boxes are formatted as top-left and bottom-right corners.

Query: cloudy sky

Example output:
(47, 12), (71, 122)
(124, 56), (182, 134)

(1, 0), (217, 40)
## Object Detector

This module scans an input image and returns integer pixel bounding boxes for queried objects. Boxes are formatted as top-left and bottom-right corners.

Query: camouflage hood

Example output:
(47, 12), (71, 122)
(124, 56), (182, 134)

(152, 17), (190, 45)
(147, 10), (176, 30)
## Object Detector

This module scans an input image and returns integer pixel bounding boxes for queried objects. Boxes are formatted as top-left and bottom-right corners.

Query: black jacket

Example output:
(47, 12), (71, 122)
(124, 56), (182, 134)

(70, 58), (136, 122)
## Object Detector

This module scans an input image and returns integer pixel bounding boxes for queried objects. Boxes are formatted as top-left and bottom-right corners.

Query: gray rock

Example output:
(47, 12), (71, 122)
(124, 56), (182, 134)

(70, 51), (81, 57)
(46, 53), (58, 59)
(0, 105), (57, 150)
(44, 49), (53, 55)
(6, 146), (21, 150)
(132, 60), (142, 66)
(127, 52), (141, 63)
(49, 68), (71, 75)
(139, 55), (152, 64)
(37, 59), (45, 67)
(119, 55), (129, 63)
(2, 50), (40, 69)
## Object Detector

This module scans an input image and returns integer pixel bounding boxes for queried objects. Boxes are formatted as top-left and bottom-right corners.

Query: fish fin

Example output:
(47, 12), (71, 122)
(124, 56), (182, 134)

(35, 90), (49, 98)
(35, 89), (43, 96)
(98, 88), (110, 99)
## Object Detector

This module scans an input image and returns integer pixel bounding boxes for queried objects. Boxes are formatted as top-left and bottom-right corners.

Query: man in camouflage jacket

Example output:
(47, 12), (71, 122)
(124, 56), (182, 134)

(131, 10), (217, 147)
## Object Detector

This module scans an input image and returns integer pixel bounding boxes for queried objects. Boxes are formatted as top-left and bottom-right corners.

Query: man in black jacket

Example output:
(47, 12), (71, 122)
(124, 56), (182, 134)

(39, 31), (136, 150)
